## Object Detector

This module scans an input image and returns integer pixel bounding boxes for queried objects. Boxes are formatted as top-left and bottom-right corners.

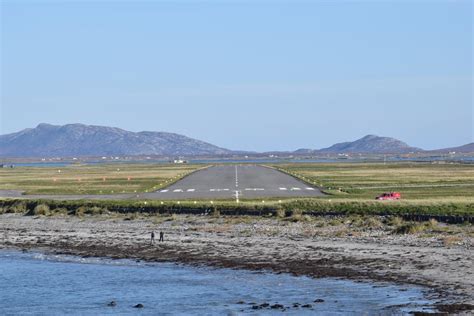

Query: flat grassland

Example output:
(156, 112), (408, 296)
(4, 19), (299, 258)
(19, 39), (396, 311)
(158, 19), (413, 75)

(1, 162), (473, 216)
(0, 163), (202, 195)
(274, 162), (474, 202)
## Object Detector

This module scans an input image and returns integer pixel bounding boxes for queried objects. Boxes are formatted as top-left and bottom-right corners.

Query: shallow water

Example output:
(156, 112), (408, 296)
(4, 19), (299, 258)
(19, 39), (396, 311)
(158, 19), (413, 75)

(0, 250), (436, 315)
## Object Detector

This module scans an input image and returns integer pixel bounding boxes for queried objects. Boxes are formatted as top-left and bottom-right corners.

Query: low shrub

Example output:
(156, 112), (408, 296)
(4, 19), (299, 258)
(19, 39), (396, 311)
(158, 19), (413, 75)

(9, 201), (27, 214)
(392, 220), (438, 235)
(387, 216), (404, 227)
(33, 204), (50, 216)
(210, 207), (220, 217)
(275, 208), (285, 218)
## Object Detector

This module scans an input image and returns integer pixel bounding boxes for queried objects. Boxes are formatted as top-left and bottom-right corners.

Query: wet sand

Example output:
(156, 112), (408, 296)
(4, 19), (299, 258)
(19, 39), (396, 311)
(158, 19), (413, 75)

(0, 214), (472, 313)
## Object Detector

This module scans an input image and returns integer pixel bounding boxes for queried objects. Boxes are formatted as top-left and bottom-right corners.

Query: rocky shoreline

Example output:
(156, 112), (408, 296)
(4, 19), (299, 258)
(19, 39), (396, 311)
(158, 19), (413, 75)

(1, 213), (473, 314)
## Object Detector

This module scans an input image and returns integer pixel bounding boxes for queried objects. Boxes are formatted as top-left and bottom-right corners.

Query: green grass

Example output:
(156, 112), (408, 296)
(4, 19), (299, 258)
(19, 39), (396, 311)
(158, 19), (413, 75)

(272, 162), (474, 202)
(0, 162), (473, 217)
(0, 163), (205, 195)
(1, 197), (472, 217)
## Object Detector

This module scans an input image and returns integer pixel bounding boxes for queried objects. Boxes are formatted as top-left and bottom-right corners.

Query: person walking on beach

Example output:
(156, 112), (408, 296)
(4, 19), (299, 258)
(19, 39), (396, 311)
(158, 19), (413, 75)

(159, 231), (164, 242)
(150, 231), (155, 244)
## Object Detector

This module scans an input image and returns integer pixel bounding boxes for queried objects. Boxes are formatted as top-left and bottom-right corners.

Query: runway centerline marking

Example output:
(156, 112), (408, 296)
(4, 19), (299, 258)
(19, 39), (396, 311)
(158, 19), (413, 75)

(306, 187), (315, 190)
(160, 190), (169, 193)
(235, 165), (239, 188)
(279, 188), (287, 190)
(245, 188), (265, 191)
(187, 189), (195, 192)
(173, 189), (183, 192)
(290, 187), (301, 191)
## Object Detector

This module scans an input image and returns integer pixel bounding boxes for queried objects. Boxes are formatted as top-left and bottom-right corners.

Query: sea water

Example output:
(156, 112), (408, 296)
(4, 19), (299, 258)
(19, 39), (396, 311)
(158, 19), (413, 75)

(0, 250), (437, 315)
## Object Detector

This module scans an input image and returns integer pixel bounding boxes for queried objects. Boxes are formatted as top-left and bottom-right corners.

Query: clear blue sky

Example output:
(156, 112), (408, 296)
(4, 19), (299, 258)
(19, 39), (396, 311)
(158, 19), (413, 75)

(1, 0), (472, 151)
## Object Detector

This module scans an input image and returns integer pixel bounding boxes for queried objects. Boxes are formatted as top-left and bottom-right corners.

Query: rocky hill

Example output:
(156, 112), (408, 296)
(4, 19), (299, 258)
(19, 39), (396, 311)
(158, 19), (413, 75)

(430, 143), (474, 153)
(0, 123), (231, 157)
(300, 135), (422, 154)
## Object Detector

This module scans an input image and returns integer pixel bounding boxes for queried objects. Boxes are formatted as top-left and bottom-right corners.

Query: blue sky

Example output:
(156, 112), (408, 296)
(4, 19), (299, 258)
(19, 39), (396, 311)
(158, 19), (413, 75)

(1, 1), (472, 151)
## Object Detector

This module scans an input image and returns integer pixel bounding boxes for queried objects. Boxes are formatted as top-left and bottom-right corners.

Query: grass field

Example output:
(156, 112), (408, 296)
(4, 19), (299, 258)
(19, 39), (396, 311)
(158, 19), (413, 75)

(0, 163), (203, 195)
(273, 162), (474, 202)
(0, 162), (473, 216)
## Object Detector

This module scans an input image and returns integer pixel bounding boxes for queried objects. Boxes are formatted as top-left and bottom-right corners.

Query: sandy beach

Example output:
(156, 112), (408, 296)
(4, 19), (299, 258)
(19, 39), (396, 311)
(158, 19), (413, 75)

(1, 213), (472, 313)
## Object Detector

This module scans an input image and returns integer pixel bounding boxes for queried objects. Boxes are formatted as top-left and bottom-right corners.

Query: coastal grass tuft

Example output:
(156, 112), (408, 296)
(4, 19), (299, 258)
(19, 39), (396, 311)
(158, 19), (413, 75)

(32, 204), (50, 216)
(392, 219), (438, 235)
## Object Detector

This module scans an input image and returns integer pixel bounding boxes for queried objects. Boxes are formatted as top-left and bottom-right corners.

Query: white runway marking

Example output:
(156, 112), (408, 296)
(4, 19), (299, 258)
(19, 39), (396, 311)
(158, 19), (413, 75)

(210, 188), (229, 192)
(187, 189), (195, 192)
(306, 187), (315, 190)
(279, 188), (287, 190)
(173, 189), (183, 192)
(290, 187), (301, 191)
(245, 188), (265, 191)
(160, 190), (169, 193)
(235, 166), (239, 188)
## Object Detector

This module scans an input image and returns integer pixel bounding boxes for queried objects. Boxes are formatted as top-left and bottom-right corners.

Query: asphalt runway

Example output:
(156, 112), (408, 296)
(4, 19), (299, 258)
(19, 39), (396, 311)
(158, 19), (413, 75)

(141, 165), (324, 200)
(0, 165), (324, 201)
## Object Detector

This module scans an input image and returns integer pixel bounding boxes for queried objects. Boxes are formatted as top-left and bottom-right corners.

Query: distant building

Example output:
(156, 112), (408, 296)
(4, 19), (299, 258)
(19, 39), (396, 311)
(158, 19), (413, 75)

(173, 159), (188, 164)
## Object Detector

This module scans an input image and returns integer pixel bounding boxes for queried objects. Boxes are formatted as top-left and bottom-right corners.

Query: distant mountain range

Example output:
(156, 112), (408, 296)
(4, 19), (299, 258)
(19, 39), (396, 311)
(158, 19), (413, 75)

(0, 123), (472, 157)
(0, 123), (232, 157)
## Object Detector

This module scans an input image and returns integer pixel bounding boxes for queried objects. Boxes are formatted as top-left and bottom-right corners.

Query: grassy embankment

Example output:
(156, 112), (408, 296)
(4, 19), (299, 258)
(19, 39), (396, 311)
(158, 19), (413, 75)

(0, 163), (204, 195)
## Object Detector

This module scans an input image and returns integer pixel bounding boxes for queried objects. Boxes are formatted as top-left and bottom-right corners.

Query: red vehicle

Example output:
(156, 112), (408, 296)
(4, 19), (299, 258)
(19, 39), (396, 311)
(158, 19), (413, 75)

(376, 192), (401, 200)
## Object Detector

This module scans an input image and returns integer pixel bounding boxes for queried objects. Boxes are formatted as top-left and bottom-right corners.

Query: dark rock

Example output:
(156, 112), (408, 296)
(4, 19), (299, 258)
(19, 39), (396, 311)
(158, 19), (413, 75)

(107, 301), (116, 307)
(314, 299), (325, 303)
(293, 303), (300, 308)
(133, 304), (144, 308)
(260, 303), (270, 308)
(436, 303), (474, 313)
(270, 304), (284, 309)
(236, 301), (245, 304)
(251, 305), (262, 310)
(302, 304), (312, 308)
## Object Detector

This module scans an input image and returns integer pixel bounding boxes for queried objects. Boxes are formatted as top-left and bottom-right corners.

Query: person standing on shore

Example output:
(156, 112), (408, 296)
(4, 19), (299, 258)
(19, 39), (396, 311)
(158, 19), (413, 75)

(159, 231), (164, 242)
(150, 231), (155, 244)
